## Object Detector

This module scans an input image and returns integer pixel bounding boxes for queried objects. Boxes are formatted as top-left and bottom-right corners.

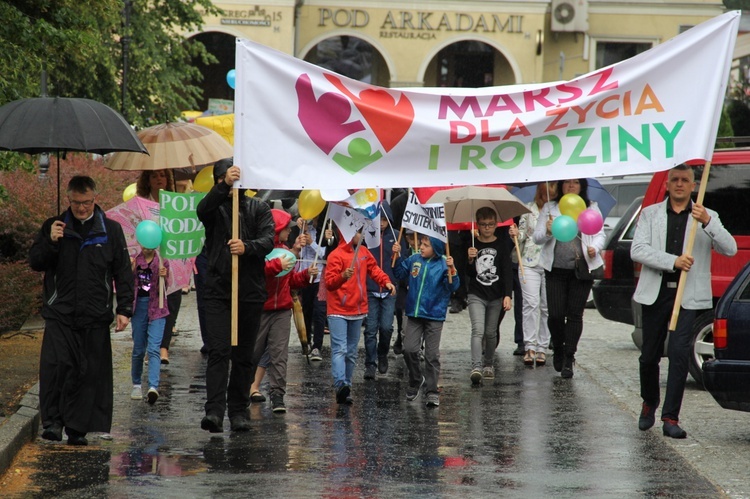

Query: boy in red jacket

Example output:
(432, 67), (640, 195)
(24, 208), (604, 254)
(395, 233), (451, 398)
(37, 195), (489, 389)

(250, 209), (317, 413)
(325, 229), (396, 404)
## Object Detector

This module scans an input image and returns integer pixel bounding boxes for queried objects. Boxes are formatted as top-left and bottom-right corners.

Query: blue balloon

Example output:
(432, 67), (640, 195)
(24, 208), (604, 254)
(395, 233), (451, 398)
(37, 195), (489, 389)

(265, 247), (296, 277)
(135, 220), (162, 249)
(226, 69), (236, 90)
(551, 215), (578, 243)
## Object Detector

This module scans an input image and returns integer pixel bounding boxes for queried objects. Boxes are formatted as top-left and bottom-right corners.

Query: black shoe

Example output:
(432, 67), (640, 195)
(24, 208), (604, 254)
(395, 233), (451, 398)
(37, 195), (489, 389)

(201, 414), (223, 433)
(378, 355), (389, 374)
(639, 402), (657, 431)
(449, 302), (462, 314)
(345, 394), (354, 405)
(364, 365), (376, 380)
(662, 418), (687, 439)
(41, 422), (63, 442)
(67, 434), (88, 446)
(200, 345), (208, 355)
(553, 352), (564, 372)
(65, 429), (88, 446)
(393, 335), (403, 355)
(229, 415), (252, 432)
(561, 356), (575, 379)
(271, 394), (287, 413)
(512, 345), (525, 356)
(336, 385), (351, 404)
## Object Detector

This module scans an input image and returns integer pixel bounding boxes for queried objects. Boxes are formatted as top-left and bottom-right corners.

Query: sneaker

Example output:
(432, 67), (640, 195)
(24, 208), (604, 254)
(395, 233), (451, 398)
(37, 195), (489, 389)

(336, 385), (351, 404)
(364, 365), (377, 380)
(482, 366), (495, 379)
(470, 369), (482, 385)
(378, 355), (389, 374)
(406, 376), (425, 401)
(426, 393), (440, 407)
(147, 387), (159, 405)
(310, 348), (322, 361)
(271, 394), (287, 413)
(130, 385), (142, 400)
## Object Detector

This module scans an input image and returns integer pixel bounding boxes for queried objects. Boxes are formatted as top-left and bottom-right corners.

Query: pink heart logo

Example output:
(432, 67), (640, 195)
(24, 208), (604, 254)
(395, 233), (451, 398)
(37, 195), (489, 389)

(325, 75), (414, 153)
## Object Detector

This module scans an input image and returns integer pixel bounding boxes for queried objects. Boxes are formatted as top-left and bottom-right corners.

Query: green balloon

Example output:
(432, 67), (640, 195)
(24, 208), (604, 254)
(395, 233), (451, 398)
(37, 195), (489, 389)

(551, 215), (578, 242)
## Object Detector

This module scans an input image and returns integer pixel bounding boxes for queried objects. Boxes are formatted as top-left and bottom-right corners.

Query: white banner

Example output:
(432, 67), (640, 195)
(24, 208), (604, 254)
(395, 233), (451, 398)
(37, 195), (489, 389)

(402, 190), (447, 242)
(234, 12), (739, 190)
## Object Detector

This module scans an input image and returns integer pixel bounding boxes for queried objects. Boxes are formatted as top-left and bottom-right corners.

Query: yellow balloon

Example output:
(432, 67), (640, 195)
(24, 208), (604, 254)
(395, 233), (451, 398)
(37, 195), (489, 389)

(123, 183), (137, 202)
(298, 189), (326, 220)
(193, 166), (214, 193)
(559, 193), (586, 221)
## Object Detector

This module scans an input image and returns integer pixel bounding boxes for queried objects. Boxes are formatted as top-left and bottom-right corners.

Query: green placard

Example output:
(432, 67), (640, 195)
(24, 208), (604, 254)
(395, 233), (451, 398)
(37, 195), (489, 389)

(159, 191), (207, 258)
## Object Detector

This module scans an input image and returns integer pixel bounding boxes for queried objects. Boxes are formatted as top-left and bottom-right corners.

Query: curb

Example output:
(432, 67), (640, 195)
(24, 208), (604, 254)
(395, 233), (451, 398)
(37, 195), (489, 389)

(0, 383), (40, 477)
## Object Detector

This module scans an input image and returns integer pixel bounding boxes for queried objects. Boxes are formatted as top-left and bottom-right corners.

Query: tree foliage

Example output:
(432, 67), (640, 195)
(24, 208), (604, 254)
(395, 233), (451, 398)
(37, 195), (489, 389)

(0, 0), (220, 126)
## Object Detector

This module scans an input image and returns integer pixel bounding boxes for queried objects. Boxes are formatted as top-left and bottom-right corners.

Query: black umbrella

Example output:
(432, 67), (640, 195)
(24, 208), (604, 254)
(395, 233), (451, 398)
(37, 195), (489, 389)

(0, 97), (148, 212)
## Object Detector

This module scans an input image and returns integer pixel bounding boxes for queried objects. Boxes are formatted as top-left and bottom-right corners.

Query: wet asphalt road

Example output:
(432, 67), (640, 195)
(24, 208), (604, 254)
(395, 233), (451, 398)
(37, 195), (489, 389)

(3, 293), (734, 498)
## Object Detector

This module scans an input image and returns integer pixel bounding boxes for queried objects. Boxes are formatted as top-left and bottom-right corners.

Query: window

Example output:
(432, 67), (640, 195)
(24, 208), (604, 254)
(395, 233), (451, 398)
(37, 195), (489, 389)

(595, 41), (652, 69)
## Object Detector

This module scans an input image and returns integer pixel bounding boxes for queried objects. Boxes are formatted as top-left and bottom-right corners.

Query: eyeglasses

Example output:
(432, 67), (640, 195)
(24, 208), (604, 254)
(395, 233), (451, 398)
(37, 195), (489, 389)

(69, 198), (95, 208)
(477, 222), (496, 228)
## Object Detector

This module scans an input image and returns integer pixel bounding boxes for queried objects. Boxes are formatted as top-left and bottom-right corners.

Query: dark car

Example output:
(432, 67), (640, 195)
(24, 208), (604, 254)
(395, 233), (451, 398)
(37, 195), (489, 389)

(592, 195), (643, 324)
(703, 260), (750, 412)
(592, 148), (750, 385)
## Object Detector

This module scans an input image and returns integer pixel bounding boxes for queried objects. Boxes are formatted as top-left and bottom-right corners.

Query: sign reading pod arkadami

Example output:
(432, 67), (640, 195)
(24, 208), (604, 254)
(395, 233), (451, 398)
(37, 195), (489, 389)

(233, 12), (739, 190)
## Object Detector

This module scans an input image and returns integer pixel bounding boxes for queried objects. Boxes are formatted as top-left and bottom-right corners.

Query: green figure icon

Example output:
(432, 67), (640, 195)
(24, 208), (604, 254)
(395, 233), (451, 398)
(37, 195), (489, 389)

(333, 138), (383, 174)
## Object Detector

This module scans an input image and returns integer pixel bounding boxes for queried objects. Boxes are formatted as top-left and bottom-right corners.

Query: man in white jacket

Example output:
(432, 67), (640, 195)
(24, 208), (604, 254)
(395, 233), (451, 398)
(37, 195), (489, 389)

(631, 164), (737, 439)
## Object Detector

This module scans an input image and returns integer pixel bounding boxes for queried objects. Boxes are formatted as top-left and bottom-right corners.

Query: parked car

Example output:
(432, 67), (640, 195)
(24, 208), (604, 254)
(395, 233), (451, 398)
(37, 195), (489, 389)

(703, 259), (750, 412)
(596, 175), (652, 235)
(592, 195), (643, 324)
(593, 148), (750, 385)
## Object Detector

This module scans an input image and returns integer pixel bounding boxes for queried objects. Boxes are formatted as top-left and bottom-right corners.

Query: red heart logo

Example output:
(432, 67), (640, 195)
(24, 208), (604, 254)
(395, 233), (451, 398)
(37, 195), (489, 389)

(325, 75), (414, 153)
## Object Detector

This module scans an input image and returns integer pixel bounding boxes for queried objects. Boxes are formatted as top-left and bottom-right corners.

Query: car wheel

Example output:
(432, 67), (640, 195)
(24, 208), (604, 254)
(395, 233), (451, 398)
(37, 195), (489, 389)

(688, 310), (715, 387)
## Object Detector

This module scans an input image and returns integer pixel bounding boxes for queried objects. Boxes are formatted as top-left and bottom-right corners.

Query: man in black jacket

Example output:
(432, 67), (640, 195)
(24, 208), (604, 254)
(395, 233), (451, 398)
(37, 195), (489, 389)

(29, 176), (134, 446)
(196, 158), (275, 432)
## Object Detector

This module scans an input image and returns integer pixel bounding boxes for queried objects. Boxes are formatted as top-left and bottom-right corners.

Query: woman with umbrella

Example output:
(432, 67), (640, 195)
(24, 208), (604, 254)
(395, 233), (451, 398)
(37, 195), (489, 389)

(136, 169), (180, 365)
(532, 179), (606, 378)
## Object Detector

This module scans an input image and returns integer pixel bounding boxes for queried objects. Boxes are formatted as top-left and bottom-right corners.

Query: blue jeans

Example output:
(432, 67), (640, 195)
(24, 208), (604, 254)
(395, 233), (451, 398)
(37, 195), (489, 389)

(131, 296), (166, 389)
(364, 294), (396, 367)
(328, 316), (363, 388)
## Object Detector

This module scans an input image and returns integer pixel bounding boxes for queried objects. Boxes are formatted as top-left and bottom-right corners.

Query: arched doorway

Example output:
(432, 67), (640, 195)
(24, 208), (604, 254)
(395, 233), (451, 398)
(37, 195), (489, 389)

(189, 31), (236, 111)
(424, 40), (515, 87)
(303, 35), (390, 86)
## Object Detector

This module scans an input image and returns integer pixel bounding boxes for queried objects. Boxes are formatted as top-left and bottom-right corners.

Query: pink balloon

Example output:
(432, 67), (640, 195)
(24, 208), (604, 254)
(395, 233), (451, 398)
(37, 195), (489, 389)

(577, 208), (603, 235)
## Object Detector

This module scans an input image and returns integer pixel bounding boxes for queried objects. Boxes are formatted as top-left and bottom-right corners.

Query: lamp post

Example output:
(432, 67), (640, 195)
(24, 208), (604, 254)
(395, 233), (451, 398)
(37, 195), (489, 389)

(121, 0), (132, 121)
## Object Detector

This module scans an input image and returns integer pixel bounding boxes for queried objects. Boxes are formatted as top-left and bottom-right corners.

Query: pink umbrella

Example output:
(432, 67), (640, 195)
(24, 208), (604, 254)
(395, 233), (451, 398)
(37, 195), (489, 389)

(106, 197), (195, 294)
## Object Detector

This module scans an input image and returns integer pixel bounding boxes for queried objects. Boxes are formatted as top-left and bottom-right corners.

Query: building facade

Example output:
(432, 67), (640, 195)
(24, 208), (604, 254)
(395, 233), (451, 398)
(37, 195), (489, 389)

(190, 0), (726, 106)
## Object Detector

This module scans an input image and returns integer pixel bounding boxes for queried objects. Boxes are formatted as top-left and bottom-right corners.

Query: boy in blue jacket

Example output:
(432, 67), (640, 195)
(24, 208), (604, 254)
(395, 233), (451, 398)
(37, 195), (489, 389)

(392, 235), (459, 407)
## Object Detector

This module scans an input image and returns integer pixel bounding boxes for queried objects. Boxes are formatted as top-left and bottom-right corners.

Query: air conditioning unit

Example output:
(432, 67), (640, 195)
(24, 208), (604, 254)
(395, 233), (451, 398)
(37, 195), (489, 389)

(551, 0), (589, 33)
